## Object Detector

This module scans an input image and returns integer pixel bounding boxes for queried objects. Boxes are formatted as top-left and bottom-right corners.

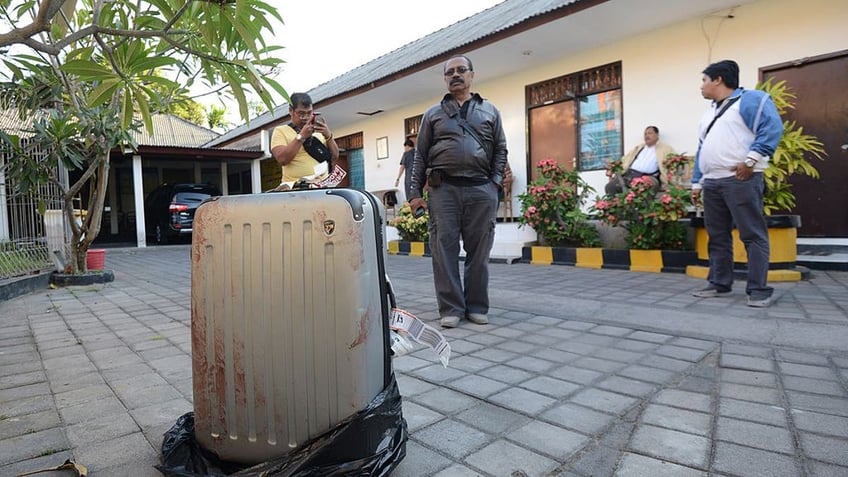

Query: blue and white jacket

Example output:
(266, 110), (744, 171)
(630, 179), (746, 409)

(691, 88), (783, 189)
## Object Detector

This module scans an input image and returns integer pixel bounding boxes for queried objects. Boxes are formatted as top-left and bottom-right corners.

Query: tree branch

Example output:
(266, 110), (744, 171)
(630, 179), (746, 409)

(161, 35), (242, 68)
(0, 0), (66, 48)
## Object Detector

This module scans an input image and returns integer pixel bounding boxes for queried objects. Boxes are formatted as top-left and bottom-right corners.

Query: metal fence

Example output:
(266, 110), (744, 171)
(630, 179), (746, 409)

(1, 153), (65, 280)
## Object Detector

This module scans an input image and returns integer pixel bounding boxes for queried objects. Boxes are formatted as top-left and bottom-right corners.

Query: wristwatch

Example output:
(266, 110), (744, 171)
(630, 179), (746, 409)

(295, 133), (303, 142)
(744, 158), (757, 168)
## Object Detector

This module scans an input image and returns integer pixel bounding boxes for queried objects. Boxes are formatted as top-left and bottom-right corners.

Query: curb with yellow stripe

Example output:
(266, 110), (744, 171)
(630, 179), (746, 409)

(521, 215), (808, 281)
(687, 215), (808, 282)
(522, 247), (696, 274)
(388, 240), (431, 257)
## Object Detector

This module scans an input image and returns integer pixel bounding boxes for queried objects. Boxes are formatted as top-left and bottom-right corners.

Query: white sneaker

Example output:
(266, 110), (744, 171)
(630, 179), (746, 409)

(440, 315), (460, 328)
(467, 313), (489, 325)
(747, 296), (772, 308)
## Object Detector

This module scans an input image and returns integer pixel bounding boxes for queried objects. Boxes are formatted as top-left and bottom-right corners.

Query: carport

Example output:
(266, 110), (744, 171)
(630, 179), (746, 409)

(89, 114), (266, 247)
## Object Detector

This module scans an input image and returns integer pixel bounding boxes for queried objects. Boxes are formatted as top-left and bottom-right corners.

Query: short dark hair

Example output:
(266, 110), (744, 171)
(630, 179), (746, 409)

(444, 55), (473, 73)
(403, 139), (414, 148)
(703, 60), (739, 89)
(289, 92), (313, 109)
(646, 126), (659, 134)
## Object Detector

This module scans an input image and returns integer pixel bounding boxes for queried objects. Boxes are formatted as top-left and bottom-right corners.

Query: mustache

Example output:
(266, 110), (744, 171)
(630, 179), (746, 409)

(450, 78), (464, 85)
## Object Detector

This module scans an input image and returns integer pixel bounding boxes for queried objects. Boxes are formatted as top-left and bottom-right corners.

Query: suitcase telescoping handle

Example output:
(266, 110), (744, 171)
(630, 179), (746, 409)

(385, 276), (398, 310)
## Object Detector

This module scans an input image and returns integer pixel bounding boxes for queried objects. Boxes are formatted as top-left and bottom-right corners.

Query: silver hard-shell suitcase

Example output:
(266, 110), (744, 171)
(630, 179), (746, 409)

(190, 189), (392, 464)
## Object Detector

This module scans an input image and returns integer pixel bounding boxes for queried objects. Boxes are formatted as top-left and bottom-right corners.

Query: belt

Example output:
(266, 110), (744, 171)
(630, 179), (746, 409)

(442, 175), (491, 187)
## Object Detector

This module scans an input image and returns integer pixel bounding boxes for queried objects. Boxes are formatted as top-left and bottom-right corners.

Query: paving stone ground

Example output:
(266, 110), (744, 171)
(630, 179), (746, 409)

(1, 245), (847, 476)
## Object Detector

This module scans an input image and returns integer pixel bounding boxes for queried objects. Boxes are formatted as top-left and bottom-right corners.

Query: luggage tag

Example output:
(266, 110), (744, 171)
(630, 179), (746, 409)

(390, 308), (451, 367)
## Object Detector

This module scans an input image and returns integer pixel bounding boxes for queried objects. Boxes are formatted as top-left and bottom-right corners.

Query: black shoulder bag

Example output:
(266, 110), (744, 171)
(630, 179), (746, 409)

(287, 122), (333, 165)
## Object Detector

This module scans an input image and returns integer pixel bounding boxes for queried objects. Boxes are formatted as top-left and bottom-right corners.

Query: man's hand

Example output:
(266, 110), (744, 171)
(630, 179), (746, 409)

(409, 197), (427, 216)
(734, 163), (754, 181)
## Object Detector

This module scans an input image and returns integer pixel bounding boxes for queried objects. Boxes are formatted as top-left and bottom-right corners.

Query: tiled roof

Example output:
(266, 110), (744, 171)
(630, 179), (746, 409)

(0, 108), (30, 136)
(0, 109), (219, 147)
(207, 0), (580, 146)
(130, 114), (219, 147)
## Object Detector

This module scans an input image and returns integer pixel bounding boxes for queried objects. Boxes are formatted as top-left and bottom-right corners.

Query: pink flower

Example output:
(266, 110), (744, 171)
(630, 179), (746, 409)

(660, 194), (672, 204)
(625, 192), (635, 203)
(527, 206), (537, 214)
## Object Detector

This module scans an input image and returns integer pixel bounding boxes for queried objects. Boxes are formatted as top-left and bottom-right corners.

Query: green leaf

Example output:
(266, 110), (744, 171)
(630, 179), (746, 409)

(61, 60), (115, 80)
(88, 80), (121, 107)
(135, 90), (153, 133)
(122, 92), (134, 129)
(130, 56), (181, 74)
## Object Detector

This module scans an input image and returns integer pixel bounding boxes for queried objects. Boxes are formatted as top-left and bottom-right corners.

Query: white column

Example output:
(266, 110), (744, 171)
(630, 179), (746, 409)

(221, 162), (229, 196)
(133, 155), (147, 247)
(260, 128), (271, 158)
(108, 165), (119, 234)
(252, 128), (272, 194)
(58, 162), (70, 189)
(0, 165), (9, 241)
(251, 159), (262, 193)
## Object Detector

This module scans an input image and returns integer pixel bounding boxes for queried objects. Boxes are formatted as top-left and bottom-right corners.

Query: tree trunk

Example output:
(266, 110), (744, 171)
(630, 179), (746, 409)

(63, 152), (110, 273)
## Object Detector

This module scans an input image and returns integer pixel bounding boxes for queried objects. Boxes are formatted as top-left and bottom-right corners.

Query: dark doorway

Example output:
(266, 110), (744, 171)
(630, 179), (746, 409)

(762, 51), (848, 237)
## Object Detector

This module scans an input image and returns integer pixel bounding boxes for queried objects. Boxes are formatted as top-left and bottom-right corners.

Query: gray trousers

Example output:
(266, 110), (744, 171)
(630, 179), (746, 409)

(702, 174), (773, 299)
(427, 181), (498, 318)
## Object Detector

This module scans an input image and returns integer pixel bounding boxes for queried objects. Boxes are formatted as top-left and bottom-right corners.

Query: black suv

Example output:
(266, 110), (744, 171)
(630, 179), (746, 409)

(144, 183), (221, 244)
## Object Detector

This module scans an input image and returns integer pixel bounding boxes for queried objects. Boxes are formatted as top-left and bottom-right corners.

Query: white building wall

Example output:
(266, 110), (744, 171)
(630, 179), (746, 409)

(331, 0), (847, 212)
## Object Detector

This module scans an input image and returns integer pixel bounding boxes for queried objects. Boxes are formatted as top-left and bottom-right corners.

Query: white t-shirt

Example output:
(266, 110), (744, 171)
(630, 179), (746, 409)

(630, 145), (659, 174)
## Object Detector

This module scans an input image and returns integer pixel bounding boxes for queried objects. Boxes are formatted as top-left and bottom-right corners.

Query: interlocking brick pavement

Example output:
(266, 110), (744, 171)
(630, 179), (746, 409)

(1, 245), (847, 476)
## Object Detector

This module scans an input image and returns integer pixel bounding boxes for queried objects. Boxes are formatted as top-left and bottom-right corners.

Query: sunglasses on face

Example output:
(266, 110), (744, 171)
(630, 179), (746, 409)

(444, 67), (471, 76)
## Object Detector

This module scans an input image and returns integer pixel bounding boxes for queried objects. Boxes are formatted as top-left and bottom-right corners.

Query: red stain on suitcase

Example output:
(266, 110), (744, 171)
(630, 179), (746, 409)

(192, 199), (228, 264)
(191, 311), (211, 427)
(349, 311), (371, 349)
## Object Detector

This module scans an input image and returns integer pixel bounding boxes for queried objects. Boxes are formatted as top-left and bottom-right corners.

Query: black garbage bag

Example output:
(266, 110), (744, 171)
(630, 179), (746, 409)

(157, 375), (407, 477)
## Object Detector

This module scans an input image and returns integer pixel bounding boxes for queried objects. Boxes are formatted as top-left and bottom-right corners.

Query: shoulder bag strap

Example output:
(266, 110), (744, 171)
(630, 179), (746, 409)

(701, 95), (741, 140)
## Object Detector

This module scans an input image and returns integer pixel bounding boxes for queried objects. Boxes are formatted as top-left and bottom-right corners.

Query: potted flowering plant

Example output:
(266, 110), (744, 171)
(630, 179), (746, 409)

(518, 158), (600, 247)
(391, 202), (429, 242)
(593, 153), (692, 250)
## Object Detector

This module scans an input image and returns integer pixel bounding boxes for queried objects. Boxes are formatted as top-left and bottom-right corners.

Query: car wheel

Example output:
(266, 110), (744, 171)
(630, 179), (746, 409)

(155, 224), (168, 245)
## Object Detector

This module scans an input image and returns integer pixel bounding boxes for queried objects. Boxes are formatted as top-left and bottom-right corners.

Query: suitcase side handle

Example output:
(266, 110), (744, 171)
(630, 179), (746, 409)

(326, 189), (366, 221)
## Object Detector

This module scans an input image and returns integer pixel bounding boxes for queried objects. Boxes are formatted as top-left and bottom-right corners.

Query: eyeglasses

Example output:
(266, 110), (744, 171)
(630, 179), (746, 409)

(443, 67), (471, 76)
(293, 110), (312, 119)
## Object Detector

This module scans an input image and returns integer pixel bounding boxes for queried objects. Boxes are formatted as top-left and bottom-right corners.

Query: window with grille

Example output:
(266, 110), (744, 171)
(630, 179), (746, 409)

(526, 62), (622, 175)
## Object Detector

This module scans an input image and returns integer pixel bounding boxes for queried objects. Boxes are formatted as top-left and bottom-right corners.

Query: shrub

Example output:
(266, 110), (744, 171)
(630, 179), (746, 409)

(593, 153), (692, 250)
(391, 202), (429, 242)
(518, 159), (600, 247)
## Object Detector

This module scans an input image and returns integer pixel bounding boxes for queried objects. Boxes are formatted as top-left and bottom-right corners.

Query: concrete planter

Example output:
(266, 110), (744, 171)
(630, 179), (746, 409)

(50, 269), (115, 286)
(687, 215), (808, 282)
(521, 245), (696, 274)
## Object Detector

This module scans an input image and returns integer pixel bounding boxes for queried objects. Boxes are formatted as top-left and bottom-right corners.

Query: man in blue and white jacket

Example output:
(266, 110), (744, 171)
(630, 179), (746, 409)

(690, 59), (784, 307)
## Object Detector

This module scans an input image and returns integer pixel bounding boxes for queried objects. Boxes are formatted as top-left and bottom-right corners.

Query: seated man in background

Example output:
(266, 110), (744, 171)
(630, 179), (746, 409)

(605, 125), (675, 195)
